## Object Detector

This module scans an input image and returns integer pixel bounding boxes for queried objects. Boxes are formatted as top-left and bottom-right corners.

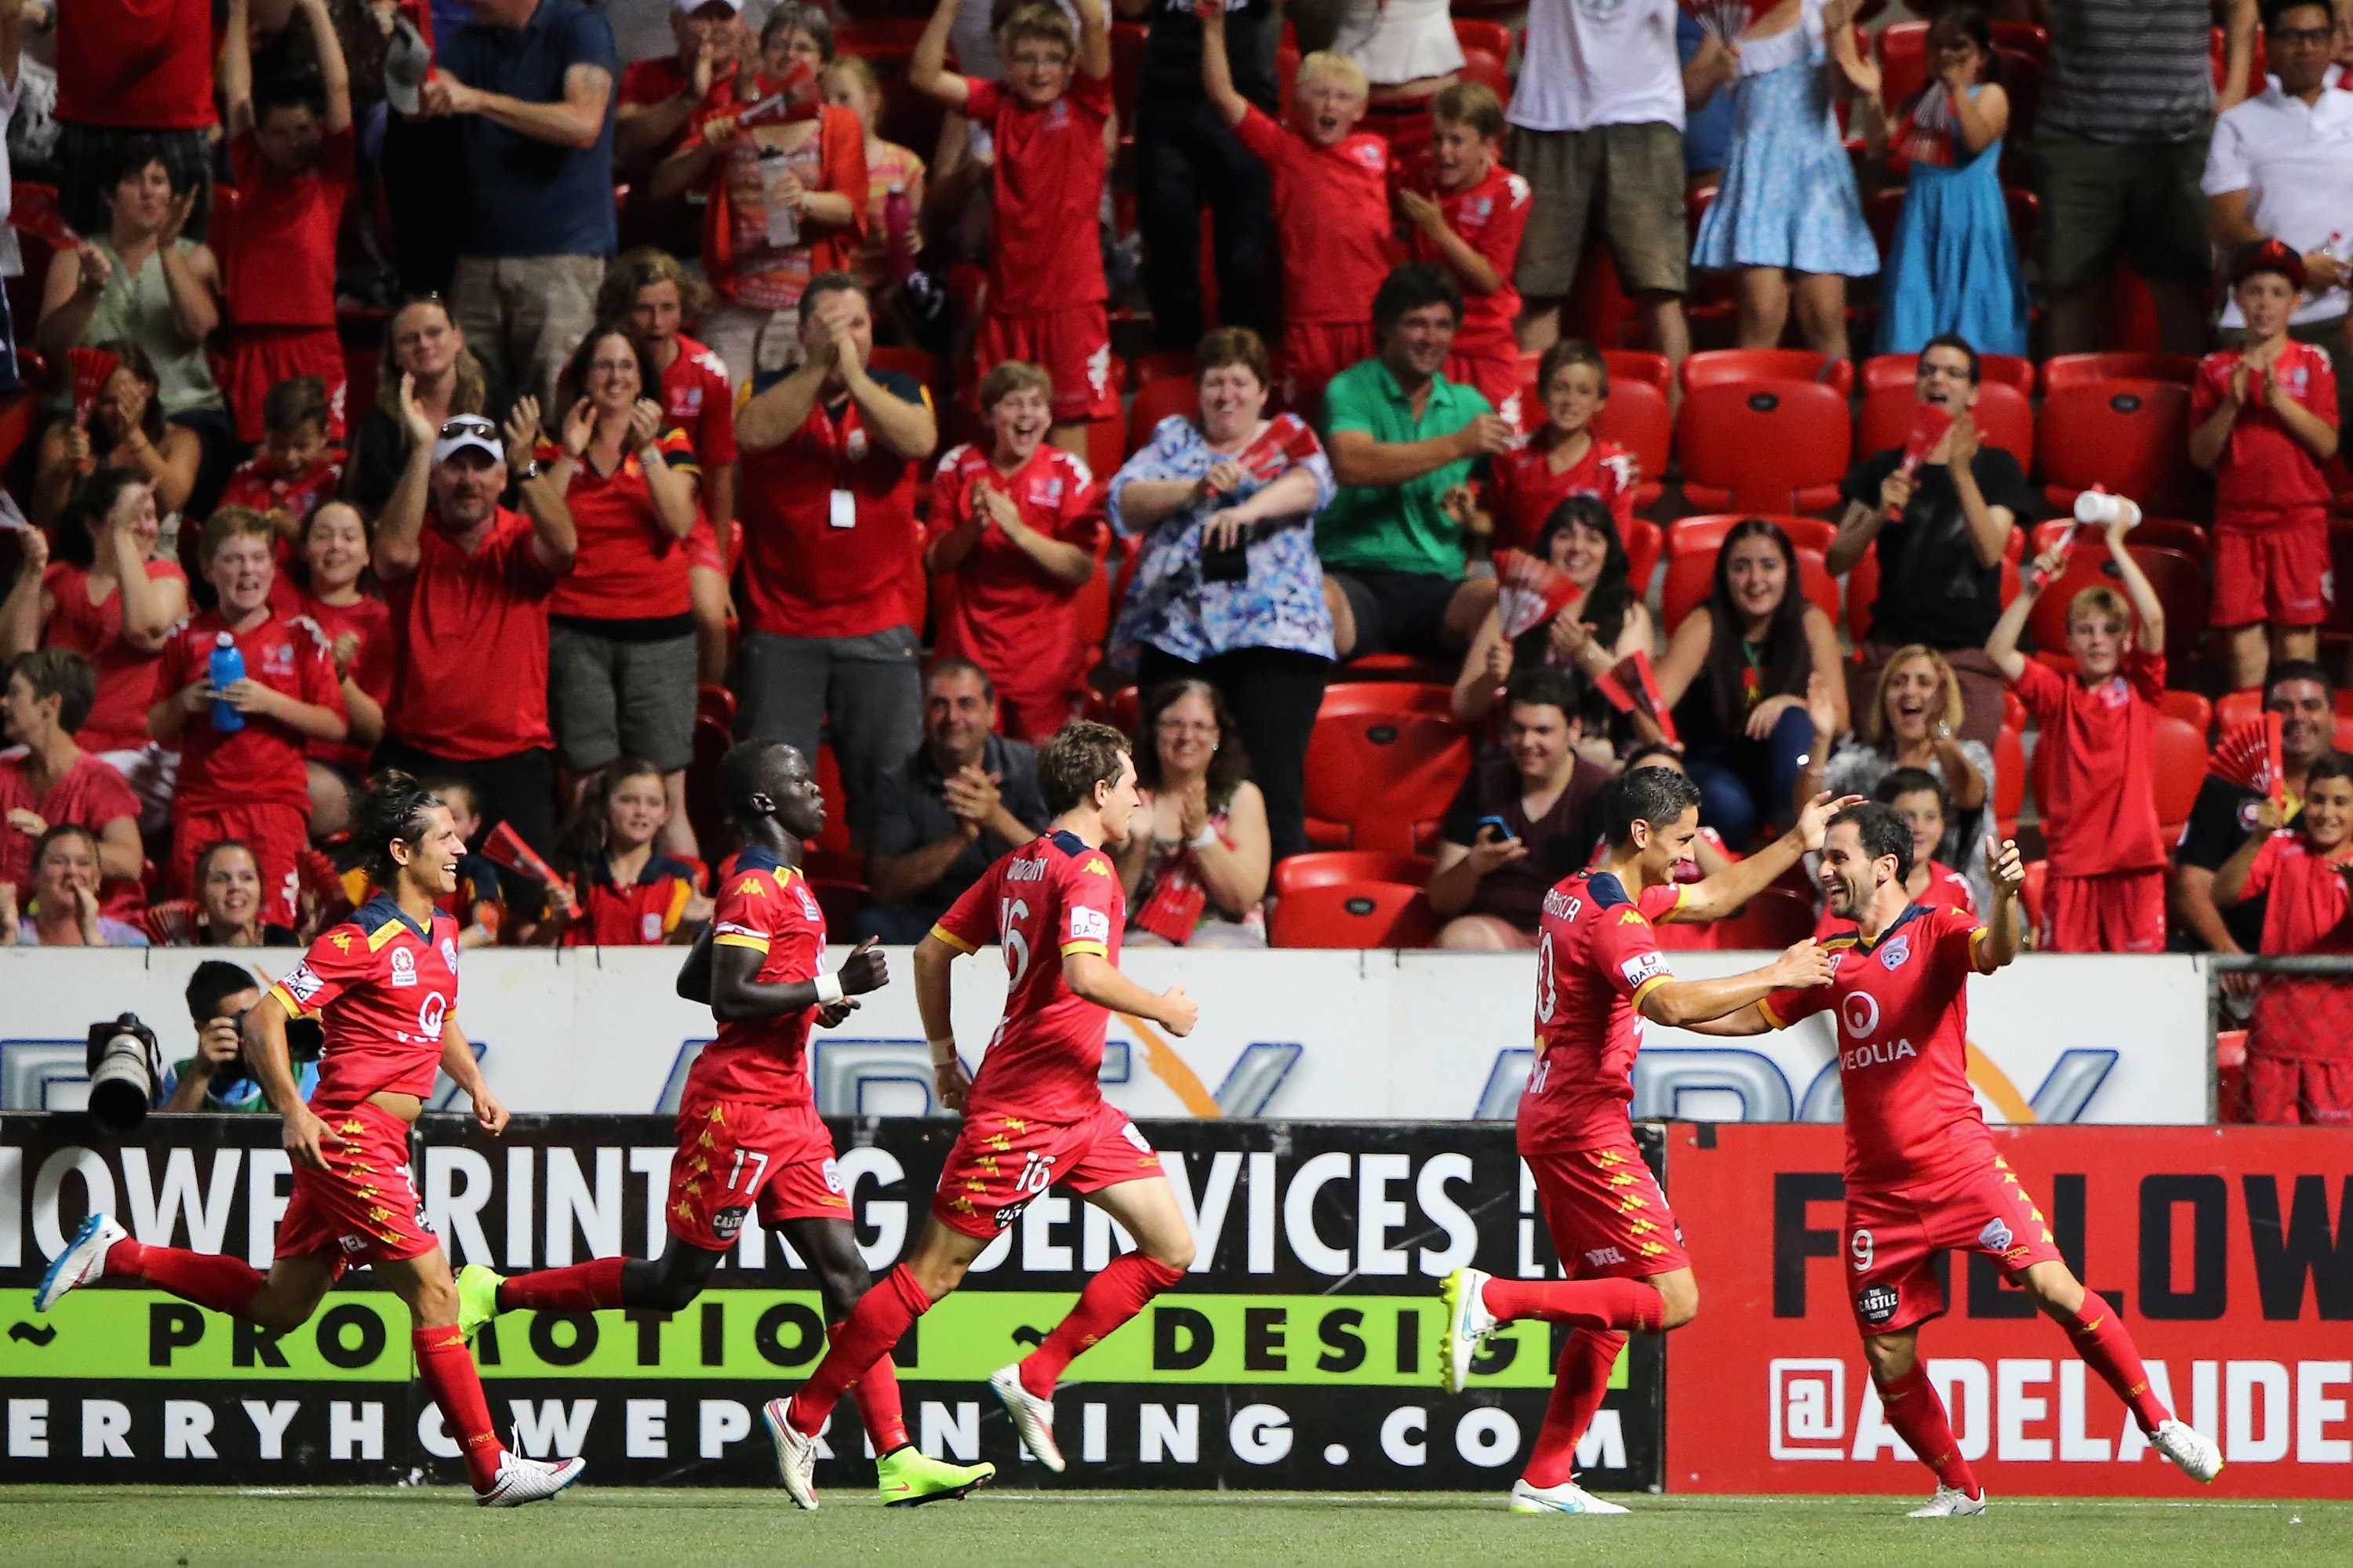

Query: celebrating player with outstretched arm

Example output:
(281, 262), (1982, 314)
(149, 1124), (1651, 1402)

(764, 721), (1199, 1510)
(34, 773), (584, 1505)
(452, 740), (995, 1507)
(1439, 768), (1849, 1515)
(1691, 803), (2223, 1514)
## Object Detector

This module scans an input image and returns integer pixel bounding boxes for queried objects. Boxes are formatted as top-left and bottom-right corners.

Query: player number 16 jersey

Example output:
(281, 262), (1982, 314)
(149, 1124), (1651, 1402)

(1521, 871), (1686, 1155)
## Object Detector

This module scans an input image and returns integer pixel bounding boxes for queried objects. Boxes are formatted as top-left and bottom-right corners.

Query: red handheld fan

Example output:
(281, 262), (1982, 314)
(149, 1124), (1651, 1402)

(1493, 548), (1582, 641)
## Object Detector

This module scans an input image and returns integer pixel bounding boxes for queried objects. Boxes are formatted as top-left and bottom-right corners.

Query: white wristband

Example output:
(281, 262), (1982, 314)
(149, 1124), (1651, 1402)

(928, 1037), (958, 1064)
(813, 973), (845, 1006)
(1187, 825), (1220, 850)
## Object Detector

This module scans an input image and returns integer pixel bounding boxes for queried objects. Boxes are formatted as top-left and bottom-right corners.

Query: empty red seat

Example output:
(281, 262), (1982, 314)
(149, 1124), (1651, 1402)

(2158, 688), (2213, 737)
(1682, 347), (1855, 398)
(1661, 546), (1839, 632)
(2154, 713), (2206, 839)
(1459, 45), (1510, 109)
(1126, 376), (1199, 457)
(1451, 17), (1513, 59)
(1133, 347), (1195, 386)
(1273, 850), (1436, 898)
(1624, 516), (1664, 592)
(2040, 352), (2198, 394)
(2216, 687), (2353, 731)
(1857, 378), (2033, 471)
(1302, 684), (1472, 853)
(1877, 20), (1932, 115)
(1268, 877), (1441, 949)
(1585, 376), (1669, 508)
(2036, 380), (2202, 516)
(2022, 541), (2208, 668)
(1678, 379), (1853, 511)
(1667, 513), (1838, 558)
(1602, 349), (1673, 393)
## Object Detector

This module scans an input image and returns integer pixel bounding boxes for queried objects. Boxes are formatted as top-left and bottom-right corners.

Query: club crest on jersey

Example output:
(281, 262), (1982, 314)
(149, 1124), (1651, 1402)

(796, 884), (823, 921)
(641, 912), (664, 943)
(1878, 933), (1911, 972)
(440, 937), (459, 971)
(389, 947), (417, 988)
(1857, 1283), (1900, 1326)
(1979, 1217), (2013, 1253)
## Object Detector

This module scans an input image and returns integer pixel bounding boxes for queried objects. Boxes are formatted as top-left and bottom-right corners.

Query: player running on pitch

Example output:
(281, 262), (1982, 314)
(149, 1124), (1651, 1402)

(1441, 768), (1848, 1515)
(1687, 802), (2222, 1514)
(453, 740), (995, 1506)
(35, 773), (584, 1505)
(763, 720), (1199, 1509)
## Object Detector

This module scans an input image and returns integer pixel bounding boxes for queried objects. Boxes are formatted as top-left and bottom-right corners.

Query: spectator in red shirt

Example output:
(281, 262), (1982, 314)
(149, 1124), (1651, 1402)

(28, 344), (204, 529)
(220, 377), (345, 558)
(615, 0), (754, 252)
(291, 500), (390, 838)
(926, 359), (1104, 744)
(913, 0), (1117, 454)
(51, 0), (216, 241)
(1987, 508), (2170, 954)
(539, 322), (704, 860)
(1472, 340), (1639, 554)
(216, 0), (355, 445)
(733, 273), (935, 846)
(0, 649), (143, 893)
(1402, 82), (1533, 431)
(598, 249), (736, 686)
(147, 838), (300, 947)
(371, 380), (578, 863)
(2189, 239), (2343, 693)
(545, 755), (709, 944)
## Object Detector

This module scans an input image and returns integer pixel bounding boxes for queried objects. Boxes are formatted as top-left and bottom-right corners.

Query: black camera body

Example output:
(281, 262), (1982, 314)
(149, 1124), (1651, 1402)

(85, 1013), (163, 1137)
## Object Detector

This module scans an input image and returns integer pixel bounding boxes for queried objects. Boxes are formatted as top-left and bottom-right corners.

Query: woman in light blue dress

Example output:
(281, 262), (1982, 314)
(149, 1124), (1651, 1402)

(1878, 5), (2029, 358)
(1689, 0), (1882, 358)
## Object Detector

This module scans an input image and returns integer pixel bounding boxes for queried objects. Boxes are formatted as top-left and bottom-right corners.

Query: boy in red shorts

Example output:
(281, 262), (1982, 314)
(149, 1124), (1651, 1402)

(455, 739), (994, 1505)
(1402, 82), (1532, 431)
(2191, 239), (2342, 693)
(150, 508), (348, 926)
(1199, 3), (1393, 421)
(767, 721), (1200, 1509)
(1697, 805), (2222, 1514)
(911, 0), (1116, 458)
(35, 773), (584, 1504)
(1985, 504), (2169, 953)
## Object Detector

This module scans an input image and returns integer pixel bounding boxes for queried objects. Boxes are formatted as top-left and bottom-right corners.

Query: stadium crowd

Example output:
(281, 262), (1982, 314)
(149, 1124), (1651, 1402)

(0, 0), (2348, 1121)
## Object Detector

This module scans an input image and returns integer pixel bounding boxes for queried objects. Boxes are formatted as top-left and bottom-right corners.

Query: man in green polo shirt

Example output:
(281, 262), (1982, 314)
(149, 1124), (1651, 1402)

(1318, 262), (1515, 660)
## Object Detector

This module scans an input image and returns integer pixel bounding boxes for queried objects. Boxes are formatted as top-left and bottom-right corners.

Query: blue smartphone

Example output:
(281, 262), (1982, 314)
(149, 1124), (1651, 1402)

(1475, 814), (1517, 841)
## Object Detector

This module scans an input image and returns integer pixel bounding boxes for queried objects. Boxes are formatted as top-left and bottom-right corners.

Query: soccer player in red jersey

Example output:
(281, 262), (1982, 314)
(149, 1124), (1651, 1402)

(454, 739), (995, 1504)
(766, 721), (1199, 1509)
(33, 772), (585, 1505)
(911, 0), (1118, 454)
(1439, 767), (1844, 1515)
(1697, 803), (2223, 1513)
(1402, 82), (1533, 431)
(1813, 769), (1975, 937)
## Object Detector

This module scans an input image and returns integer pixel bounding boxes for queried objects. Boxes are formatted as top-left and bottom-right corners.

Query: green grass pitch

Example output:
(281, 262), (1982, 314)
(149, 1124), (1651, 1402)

(6, 1487), (2345, 1567)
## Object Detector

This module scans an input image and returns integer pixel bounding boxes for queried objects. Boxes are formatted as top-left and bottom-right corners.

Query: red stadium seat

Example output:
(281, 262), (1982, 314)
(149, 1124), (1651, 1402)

(2004, 689), (2028, 732)
(696, 683), (736, 733)
(1994, 722), (2024, 840)
(2022, 541), (2208, 668)
(868, 344), (939, 397)
(2036, 380), (2203, 517)
(1302, 684), (1473, 853)
(1269, 877), (1442, 948)
(812, 743), (853, 855)
(1133, 348), (1195, 386)
(1877, 21), (1931, 115)
(1458, 46), (1511, 109)
(2214, 687), (2353, 731)
(1602, 349), (1673, 393)
(1451, 18), (1513, 60)
(1274, 850), (1437, 898)
(1678, 380), (1853, 511)
(1126, 376), (1199, 457)
(1667, 514), (1839, 558)
(1624, 516), (1664, 594)
(1337, 652), (1455, 682)
(1859, 351), (2035, 397)
(1682, 347), (1855, 398)
(2154, 713), (2206, 839)
(1710, 886), (1819, 949)
(2040, 352), (2198, 394)
(2031, 515), (2209, 559)
(1992, 20), (2050, 57)
(1856, 378), (2033, 471)
(1586, 377), (1669, 508)
(1660, 546), (1839, 633)
(2159, 688), (2213, 737)
(1071, 534), (1123, 649)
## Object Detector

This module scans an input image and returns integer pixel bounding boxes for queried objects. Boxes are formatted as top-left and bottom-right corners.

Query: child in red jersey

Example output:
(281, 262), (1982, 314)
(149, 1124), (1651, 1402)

(1475, 340), (1640, 551)
(33, 772), (586, 1506)
(1402, 82), (1532, 431)
(1200, 3), (1394, 421)
(1813, 767), (1976, 937)
(2190, 240), (2342, 693)
(1985, 505), (2169, 953)
(149, 508), (348, 926)
(547, 757), (711, 945)
(771, 722), (1199, 1507)
(291, 501), (390, 837)
(2214, 751), (2353, 1124)
(926, 360), (1104, 742)
(911, 0), (1116, 456)
(219, 378), (344, 558)
(216, 0), (355, 442)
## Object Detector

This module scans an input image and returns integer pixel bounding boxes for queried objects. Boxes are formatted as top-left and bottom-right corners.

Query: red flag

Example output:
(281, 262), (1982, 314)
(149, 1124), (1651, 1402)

(1595, 649), (1678, 746)
(67, 346), (120, 428)
(482, 820), (562, 887)
(1884, 402), (1955, 518)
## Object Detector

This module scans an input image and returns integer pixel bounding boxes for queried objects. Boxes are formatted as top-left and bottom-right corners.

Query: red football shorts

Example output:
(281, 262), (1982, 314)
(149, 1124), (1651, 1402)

(170, 802), (308, 926)
(931, 1101), (1162, 1239)
(2246, 1053), (2353, 1126)
(977, 304), (1118, 425)
(1447, 351), (1526, 433)
(1524, 1139), (1693, 1279)
(1281, 321), (1377, 420)
(1843, 1153), (2065, 1336)
(666, 1095), (849, 1251)
(2212, 512), (2332, 628)
(220, 326), (348, 444)
(2039, 868), (2165, 954)
(274, 1101), (438, 1281)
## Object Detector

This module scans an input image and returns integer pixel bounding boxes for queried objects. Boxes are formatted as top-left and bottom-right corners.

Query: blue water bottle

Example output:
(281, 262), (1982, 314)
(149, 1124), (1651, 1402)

(209, 632), (245, 733)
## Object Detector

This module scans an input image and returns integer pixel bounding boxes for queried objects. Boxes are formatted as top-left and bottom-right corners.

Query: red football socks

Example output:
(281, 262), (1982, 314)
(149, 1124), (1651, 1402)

(1478, 1275), (1664, 1333)
(1875, 1363), (1980, 1497)
(1020, 1253), (1187, 1399)
(106, 1239), (264, 1318)
(496, 1256), (628, 1314)
(1522, 1329), (1626, 1490)
(838, 1322), (911, 1453)
(413, 1325), (504, 1491)
(2065, 1295), (2171, 1432)
(788, 1264), (931, 1437)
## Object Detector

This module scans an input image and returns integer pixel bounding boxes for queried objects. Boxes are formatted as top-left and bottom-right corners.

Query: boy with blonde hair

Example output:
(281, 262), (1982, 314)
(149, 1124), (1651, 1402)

(1402, 80), (1532, 429)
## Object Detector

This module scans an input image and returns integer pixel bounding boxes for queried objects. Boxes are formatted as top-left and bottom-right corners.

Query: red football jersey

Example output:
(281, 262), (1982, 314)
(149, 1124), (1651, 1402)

(966, 74), (1111, 316)
(660, 335), (738, 468)
(42, 559), (187, 754)
(1233, 106), (1394, 329)
(1520, 871), (1686, 1155)
(384, 508), (561, 761)
(218, 457), (344, 540)
(2242, 832), (2353, 1063)
(1763, 904), (1993, 1189)
(220, 126), (355, 329)
(0, 754), (138, 886)
(157, 609), (345, 813)
(1483, 435), (1638, 552)
(296, 591), (395, 773)
(1814, 859), (1974, 938)
(2011, 650), (2166, 875)
(538, 427), (699, 621)
(267, 895), (464, 1111)
(690, 846), (828, 1105)
(2189, 340), (2340, 525)
(927, 442), (1101, 698)
(561, 851), (698, 946)
(1410, 163), (1529, 363)
(932, 828), (1126, 1123)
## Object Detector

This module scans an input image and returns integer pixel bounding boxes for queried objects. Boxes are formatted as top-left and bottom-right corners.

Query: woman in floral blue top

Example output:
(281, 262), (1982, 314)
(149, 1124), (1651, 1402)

(1108, 326), (1337, 861)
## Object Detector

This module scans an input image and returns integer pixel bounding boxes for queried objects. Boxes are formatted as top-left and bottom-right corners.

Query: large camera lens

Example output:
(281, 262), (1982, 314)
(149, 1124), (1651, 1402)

(87, 1031), (156, 1136)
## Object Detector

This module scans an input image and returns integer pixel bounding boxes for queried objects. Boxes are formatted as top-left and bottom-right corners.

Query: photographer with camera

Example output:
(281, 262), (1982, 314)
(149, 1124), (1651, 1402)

(162, 959), (319, 1113)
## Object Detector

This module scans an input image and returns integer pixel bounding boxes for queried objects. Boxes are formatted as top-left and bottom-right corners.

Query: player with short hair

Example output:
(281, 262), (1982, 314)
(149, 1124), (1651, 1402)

(455, 739), (995, 1506)
(1440, 766), (1846, 1515)
(34, 772), (584, 1505)
(764, 719), (1200, 1509)
(1691, 802), (2221, 1514)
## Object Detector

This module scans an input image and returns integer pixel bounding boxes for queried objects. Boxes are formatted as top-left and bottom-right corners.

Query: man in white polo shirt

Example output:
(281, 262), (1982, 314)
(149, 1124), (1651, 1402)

(2204, 0), (2353, 425)
(1505, 0), (1688, 384)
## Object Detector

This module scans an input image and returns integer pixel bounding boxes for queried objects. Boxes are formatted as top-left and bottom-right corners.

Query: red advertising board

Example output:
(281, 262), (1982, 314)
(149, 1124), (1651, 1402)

(1665, 1124), (2353, 1497)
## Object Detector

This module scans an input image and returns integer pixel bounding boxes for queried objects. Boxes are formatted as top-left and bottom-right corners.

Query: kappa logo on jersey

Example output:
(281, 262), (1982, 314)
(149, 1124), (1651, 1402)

(389, 947), (417, 988)
(329, 931), (352, 954)
(1979, 1217), (2013, 1253)
(1879, 933), (1911, 972)
(282, 960), (324, 1003)
(1857, 1283), (1900, 1326)
(1620, 951), (1668, 989)
(1070, 904), (1111, 944)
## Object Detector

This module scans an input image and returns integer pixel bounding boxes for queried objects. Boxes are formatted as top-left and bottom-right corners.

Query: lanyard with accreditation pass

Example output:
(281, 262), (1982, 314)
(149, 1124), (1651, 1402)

(811, 393), (869, 529)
